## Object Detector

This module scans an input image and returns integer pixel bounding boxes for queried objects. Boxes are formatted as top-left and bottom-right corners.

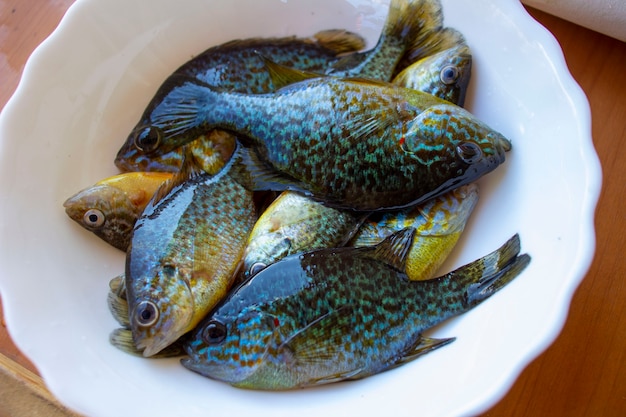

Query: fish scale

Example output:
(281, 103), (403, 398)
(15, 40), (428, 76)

(138, 75), (509, 211)
(182, 231), (530, 389)
(125, 147), (258, 357)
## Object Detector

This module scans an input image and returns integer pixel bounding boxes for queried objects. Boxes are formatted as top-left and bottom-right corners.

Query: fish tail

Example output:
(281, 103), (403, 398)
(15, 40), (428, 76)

(396, 26), (469, 76)
(382, 0), (443, 44)
(140, 75), (239, 153)
(459, 234), (531, 308)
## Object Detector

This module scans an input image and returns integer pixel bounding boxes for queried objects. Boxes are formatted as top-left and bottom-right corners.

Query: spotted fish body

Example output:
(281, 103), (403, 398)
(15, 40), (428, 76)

(177, 30), (367, 94)
(238, 191), (362, 281)
(393, 43), (472, 107)
(125, 146), (258, 357)
(115, 30), (365, 172)
(115, 0), (450, 172)
(117, 75), (510, 211)
(350, 183), (479, 281)
(182, 231), (530, 390)
(63, 172), (172, 251)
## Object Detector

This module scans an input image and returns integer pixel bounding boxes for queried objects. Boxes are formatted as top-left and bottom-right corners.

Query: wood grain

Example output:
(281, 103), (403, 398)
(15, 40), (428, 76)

(1, 1), (625, 416)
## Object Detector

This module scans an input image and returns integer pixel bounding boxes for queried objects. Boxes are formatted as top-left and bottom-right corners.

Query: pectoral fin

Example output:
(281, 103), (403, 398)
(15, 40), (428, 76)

(394, 336), (455, 367)
(279, 306), (354, 365)
(232, 145), (314, 196)
(109, 328), (186, 358)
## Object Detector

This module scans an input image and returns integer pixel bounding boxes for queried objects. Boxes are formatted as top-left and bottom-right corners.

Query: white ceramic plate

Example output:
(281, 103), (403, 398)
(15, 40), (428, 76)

(0, 0), (601, 416)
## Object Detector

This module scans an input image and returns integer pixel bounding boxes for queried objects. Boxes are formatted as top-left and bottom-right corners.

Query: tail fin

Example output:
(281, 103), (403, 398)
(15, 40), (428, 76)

(395, 27), (469, 76)
(459, 234), (531, 308)
(327, 0), (444, 81)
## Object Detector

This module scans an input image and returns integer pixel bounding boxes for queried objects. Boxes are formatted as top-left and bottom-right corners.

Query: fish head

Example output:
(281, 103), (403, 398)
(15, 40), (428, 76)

(126, 260), (195, 357)
(402, 104), (511, 197)
(115, 76), (213, 169)
(182, 306), (276, 384)
(63, 184), (138, 251)
(115, 129), (237, 173)
(394, 44), (472, 107)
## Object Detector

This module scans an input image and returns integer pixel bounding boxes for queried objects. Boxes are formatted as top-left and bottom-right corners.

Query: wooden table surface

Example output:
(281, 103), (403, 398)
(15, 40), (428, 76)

(1, 1), (625, 416)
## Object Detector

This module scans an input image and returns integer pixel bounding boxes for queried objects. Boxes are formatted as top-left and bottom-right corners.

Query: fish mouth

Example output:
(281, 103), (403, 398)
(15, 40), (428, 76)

(180, 357), (240, 384)
(499, 136), (512, 152)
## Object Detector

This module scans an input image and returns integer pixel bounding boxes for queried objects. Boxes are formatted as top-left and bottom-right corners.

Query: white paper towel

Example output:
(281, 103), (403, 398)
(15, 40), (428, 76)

(522, 0), (626, 42)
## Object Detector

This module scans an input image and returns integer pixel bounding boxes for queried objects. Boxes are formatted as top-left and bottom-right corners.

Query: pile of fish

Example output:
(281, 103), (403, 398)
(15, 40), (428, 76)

(64, 0), (530, 390)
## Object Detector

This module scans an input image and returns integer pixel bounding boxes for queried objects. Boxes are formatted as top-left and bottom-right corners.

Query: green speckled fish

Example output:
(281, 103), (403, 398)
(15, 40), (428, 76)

(179, 29), (366, 93)
(125, 145), (258, 357)
(63, 172), (172, 251)
(115, 30), (365, 172)
(182, 231), (530, 390)
(115, 0), (447, 172)
(349, 183), (478, 281)
(238, 191), (362, 281)
(394, 43), (472, 107)
(116, 73), (510, 211)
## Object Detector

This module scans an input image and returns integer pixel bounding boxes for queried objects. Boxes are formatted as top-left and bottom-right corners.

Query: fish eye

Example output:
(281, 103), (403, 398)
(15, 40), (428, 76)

(133, 126), (162, 153)
(134, 300), (159, 327)
(440, 65), (459, 85)
(83, 209), (105, 228)
(249, 262), (267, 276)
(202, 320), (227, 345)
(456, 142), (483, 164)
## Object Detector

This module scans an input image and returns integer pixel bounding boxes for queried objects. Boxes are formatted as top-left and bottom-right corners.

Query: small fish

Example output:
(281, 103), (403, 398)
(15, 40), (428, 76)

(349, 183), (479, 281)
(239, 192), (362, 281)
(393, 43), (472, 107)
(116, 71), (511, 211)
(125, 145), (258, 357)
(64, 172), (172, 251)
(115, 0), (446, 172)
(115, 29), (365, 172)
(182, 231), (530, 390)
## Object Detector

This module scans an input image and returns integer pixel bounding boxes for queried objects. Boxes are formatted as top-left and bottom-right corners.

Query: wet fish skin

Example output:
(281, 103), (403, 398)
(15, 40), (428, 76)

(238, 191), (362, 281)
(63, 172), (172, 251)
(182, 231), (530, 390)
(116, 75), (510, 211)
(350, 183), (479, 281)
(114, 0), (446, 172)
(117, 129), (236, 173)
(126, 146), (258, 357)
(178, 31), (366, 94)
(115, 30), (365, 172)
(393, 43), (472, 107)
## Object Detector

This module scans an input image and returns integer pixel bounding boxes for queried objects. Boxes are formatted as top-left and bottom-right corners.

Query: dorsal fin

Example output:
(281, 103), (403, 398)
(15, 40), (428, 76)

(150, 145), (206, 205)
(259, 55), (322, 90)
(367, 227), (415, 272)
